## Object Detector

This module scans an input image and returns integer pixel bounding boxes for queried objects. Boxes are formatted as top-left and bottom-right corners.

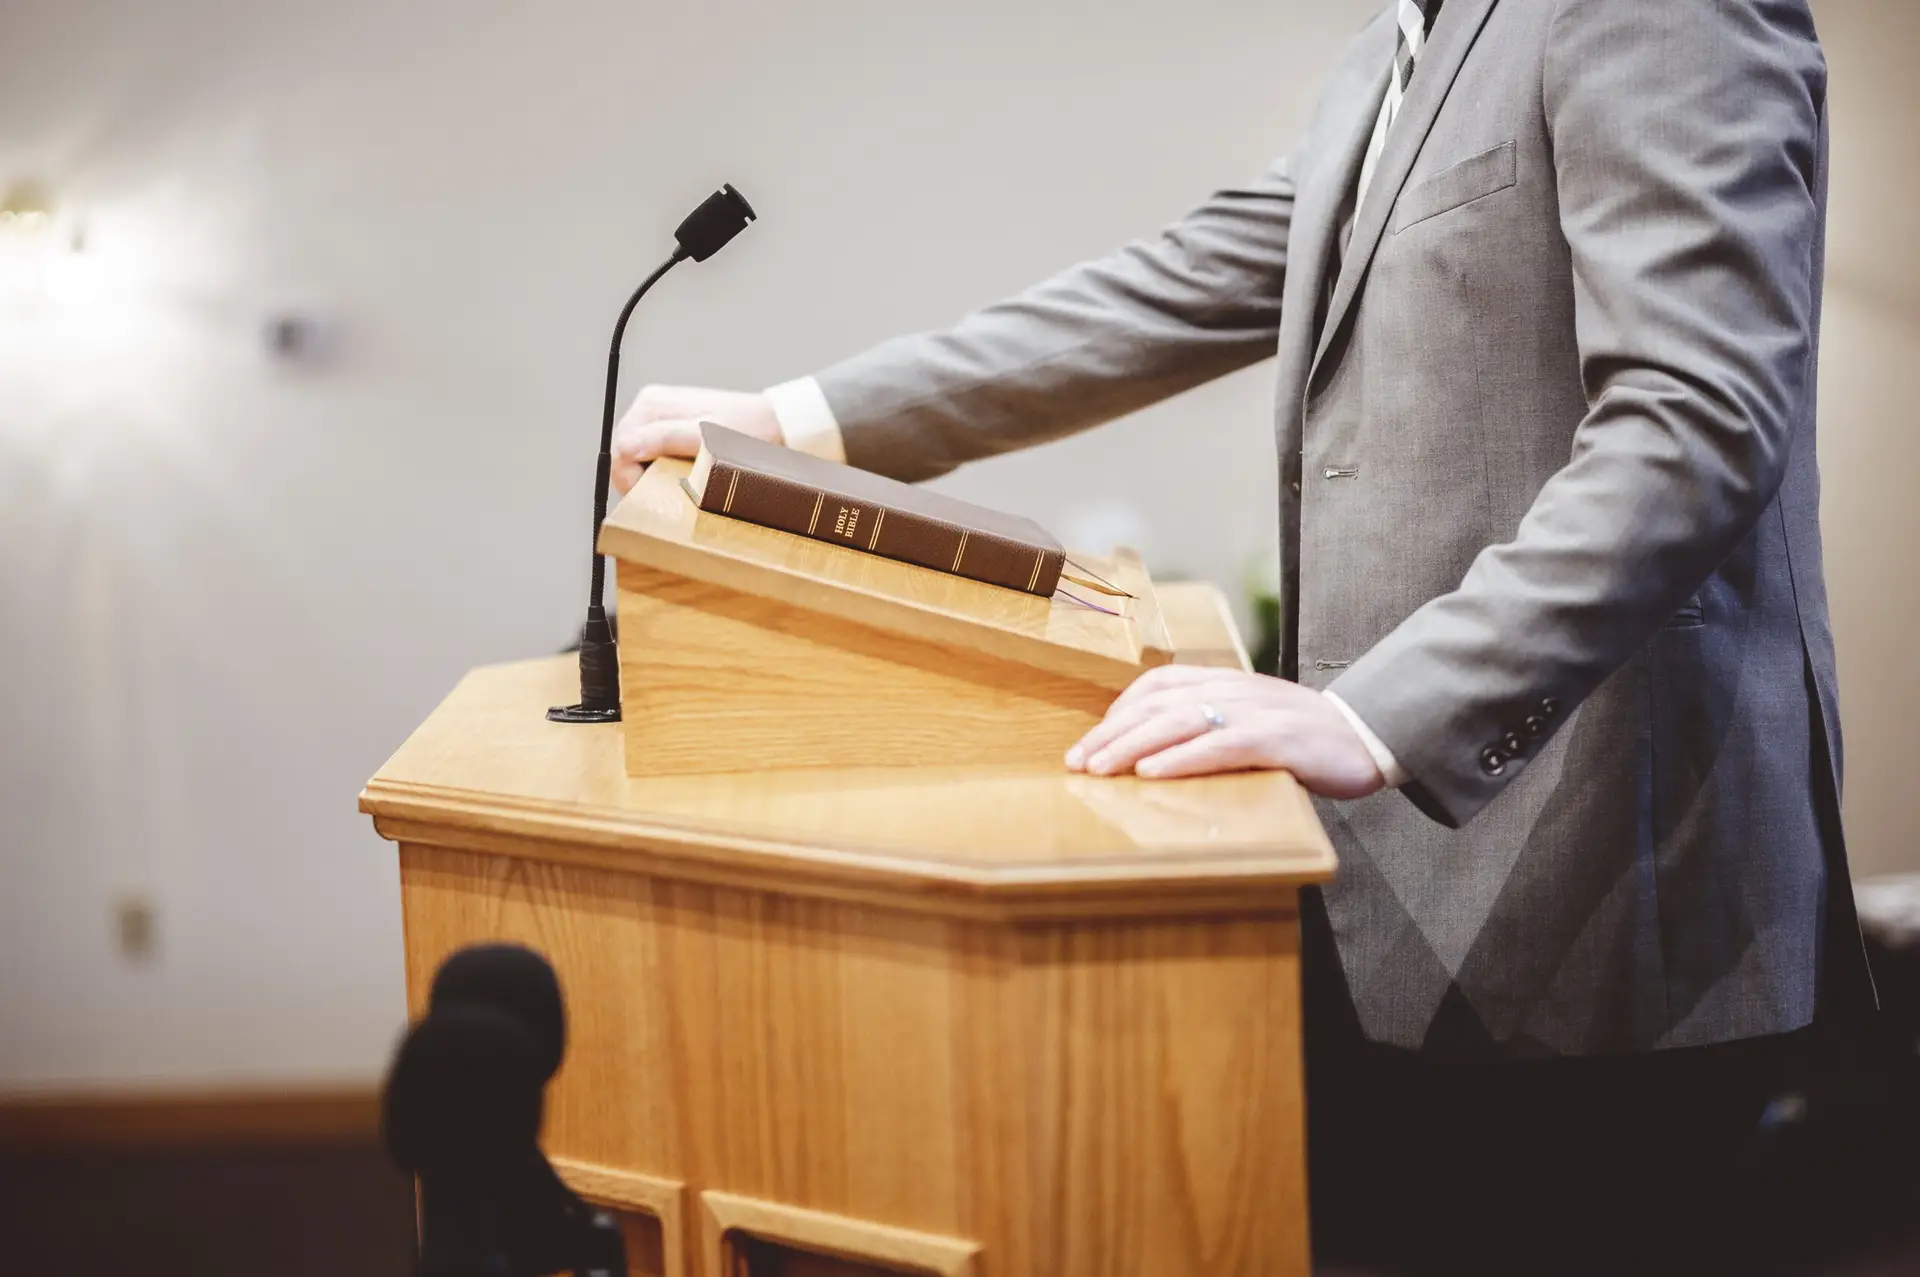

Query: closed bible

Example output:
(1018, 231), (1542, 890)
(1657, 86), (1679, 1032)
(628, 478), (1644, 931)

(682, 422), (1067, 597)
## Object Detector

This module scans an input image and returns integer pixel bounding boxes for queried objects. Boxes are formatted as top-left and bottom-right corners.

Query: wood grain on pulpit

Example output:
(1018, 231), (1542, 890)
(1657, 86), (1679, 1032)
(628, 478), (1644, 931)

(599, 460), (1175, 777)
(399, 847), (1304, 1277)
(702, 1191), (978, 1276)
(363, 581), (1329, 1277)
(614, 560), (1118, 778)
(361, 657), (1330, 921)
(599, 460), (1172, 686)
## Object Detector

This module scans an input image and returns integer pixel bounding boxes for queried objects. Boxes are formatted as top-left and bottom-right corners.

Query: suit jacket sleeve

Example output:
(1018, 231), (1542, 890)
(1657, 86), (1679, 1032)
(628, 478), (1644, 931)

(1327, 0), (1827, 827)
(811, 161), (1296, 484)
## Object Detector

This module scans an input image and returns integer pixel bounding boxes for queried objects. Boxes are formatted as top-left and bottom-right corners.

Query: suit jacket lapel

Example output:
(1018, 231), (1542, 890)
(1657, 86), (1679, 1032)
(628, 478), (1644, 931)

(1310, 0), (1501, 378)
(1286, 31), (1394, 358)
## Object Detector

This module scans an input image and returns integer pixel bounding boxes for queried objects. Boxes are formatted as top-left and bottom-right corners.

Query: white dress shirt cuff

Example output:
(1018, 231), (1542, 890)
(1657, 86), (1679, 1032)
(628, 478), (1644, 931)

(1324, 691), (1409, 789)
(763, 376), (847, 465)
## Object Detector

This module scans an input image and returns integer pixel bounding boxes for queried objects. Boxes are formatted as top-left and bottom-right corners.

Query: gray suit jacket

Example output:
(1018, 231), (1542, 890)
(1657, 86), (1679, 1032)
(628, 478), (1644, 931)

(810, 0), (1860, 1055)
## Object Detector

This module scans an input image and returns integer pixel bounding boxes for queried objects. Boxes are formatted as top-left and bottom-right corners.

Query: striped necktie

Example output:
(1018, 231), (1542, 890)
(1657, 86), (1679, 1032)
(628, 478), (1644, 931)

(1353, 0), (1445, 226)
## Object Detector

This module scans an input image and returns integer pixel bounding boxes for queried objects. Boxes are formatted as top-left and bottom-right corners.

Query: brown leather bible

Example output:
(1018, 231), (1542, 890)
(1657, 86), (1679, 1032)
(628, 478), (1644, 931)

(681, 423), (1066, 597)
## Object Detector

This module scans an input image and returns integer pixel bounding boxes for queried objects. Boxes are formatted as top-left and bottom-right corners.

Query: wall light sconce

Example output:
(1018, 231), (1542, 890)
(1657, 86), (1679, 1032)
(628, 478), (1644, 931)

(1, 177), (104, 311)
(0, 179), (54, 230)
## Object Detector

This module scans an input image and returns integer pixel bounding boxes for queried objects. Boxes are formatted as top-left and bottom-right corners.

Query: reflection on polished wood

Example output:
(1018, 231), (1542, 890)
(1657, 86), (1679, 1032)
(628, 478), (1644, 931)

(363, 580), (1329, 1277)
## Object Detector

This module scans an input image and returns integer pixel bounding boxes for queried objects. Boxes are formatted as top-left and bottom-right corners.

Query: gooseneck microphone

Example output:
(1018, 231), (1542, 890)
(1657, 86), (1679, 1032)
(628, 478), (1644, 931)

(382, 944), (625, 1277)
(550, 183), (757, 724)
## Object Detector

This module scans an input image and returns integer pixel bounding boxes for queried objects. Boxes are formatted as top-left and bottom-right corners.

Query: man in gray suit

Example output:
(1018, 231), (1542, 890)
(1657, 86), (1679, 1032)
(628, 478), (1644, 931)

(615, 0), (1864, 1268)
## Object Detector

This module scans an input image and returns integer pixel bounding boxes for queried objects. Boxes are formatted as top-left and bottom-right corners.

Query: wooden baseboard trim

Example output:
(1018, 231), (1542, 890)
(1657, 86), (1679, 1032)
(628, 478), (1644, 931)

(0, 1085), (382, 1152)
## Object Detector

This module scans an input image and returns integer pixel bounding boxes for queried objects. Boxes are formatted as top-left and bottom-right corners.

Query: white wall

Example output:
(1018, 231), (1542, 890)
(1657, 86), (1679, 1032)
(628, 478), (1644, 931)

(1, 0), (1914, 1093)
(1814, 0), (1920, 879)
(1817, 288), (1920, 880)
(0, 0), (1376, 1091)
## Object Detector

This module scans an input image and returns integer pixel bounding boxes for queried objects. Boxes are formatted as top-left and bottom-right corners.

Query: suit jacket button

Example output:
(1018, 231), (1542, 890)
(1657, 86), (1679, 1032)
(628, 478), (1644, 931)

(1480, 746), (1507, 776)
(1541, 697), (1561, 718)
(1502, 731), (1527, 756)
(1524, 714), (1547, 738)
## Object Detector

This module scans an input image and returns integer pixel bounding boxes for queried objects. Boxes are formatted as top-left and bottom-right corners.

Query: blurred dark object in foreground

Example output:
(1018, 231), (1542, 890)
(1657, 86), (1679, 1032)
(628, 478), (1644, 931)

(383, 942), (625, 1277)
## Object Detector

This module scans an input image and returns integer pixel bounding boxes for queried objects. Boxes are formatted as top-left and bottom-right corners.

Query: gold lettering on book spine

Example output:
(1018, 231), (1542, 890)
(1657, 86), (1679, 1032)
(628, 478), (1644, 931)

(951, 532), (969, 573)
(723, 468), (740, 514)
(868, 508), (885, 550)
(807, 492), (823, 536)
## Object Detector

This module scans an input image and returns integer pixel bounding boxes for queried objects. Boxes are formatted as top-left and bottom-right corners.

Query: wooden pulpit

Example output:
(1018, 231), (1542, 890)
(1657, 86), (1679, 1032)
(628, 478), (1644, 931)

(361, 462), (1335, 1277)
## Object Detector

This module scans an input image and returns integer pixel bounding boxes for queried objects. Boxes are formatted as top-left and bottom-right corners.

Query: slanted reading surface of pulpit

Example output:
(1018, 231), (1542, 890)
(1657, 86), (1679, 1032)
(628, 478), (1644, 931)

(596, 459), (1178, 777)
(362, 580), (1333, 1277)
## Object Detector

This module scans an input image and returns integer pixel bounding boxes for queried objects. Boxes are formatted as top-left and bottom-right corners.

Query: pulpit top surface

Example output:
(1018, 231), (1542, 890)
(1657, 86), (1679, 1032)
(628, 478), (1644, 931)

(360, 585), (1334, 920)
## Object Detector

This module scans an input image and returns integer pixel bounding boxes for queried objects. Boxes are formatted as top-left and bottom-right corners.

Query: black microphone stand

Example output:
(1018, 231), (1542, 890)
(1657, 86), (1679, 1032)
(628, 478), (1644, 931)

(548, 249), (684, 724)
(550, 183), (756, 724)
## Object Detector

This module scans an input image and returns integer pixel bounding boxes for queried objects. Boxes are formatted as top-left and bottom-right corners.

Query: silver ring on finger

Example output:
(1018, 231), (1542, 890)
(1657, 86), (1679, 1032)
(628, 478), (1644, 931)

(1198, 702), (1226, 733)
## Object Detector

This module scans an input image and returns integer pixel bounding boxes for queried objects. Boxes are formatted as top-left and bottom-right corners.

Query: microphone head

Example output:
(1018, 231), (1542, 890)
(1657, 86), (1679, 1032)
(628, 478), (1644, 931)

(429, 944), (567, 1081)
(382, 1004), (545, 1179)
(674, 183), (757, 262)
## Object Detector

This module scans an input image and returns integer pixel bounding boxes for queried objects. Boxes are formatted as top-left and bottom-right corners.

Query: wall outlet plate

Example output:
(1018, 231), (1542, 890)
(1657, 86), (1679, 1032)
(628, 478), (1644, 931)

(114, 895), (157, 962)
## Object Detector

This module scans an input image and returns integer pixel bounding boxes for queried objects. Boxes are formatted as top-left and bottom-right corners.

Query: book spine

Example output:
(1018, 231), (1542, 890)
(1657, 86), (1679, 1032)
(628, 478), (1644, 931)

(703, 463), (1065, 598)
(699, 461), (826, 541)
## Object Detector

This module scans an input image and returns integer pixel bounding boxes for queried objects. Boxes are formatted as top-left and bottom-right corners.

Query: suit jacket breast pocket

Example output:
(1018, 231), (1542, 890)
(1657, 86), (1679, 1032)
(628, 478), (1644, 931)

(1391, 140), (1517, 234)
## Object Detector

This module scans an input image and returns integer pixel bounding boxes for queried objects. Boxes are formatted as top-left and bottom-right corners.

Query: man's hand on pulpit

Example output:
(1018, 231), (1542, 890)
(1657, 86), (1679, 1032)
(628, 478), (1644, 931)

(610, 384), (784, 494)
(1065, 667), (1386, 799)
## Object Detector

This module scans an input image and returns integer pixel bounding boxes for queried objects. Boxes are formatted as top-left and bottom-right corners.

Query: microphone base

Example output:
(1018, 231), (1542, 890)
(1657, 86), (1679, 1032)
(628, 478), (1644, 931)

(546, 703), (621, 725)
(550, 608), (621, 724)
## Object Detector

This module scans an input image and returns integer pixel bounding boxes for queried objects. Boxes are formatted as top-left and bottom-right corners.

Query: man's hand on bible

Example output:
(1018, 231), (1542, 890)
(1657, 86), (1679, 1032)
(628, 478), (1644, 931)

(610, 385), (783, 494)
(1066, 666), (1385, 798)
